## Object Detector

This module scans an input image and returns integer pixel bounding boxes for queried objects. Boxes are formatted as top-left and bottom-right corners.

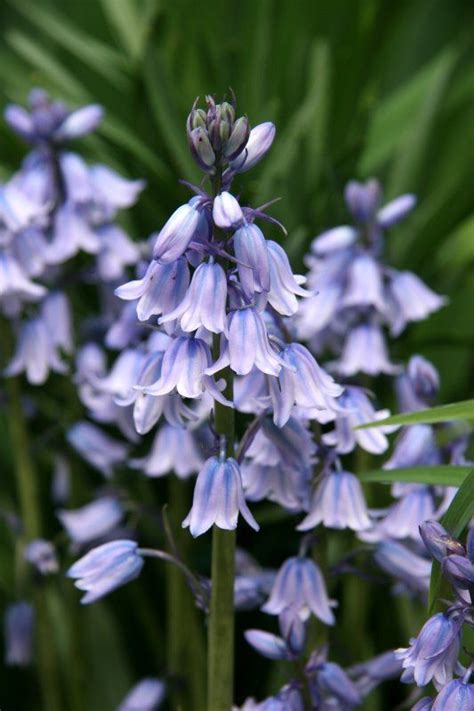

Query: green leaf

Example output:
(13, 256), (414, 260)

(10, 0), (129, 88)
(359, 47), (457, 176)
(357, 399), (474, 429)
(428, 469), (474, 611)
(359, 465), (471, 487)
(100, 0), (160, 62)
(6, 30), (88, 100)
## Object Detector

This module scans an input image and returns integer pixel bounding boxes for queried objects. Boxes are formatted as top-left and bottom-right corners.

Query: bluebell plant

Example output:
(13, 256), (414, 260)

(1, 88), (471, 711)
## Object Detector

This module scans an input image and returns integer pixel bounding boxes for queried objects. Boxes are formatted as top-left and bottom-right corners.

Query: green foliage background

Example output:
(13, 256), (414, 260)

(0, 1), (473, 709)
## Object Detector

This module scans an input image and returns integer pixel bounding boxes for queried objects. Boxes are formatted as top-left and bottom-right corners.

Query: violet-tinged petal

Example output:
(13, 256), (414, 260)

(262, 556), (335, 625)
(337, 323), (399, 377)
(267, 240), (311, 316)
(297, 469), (371, 532)
(342, 253), (386, 312)
(389, 271), (446, 336)
(130, 424), (203, 479)
(160, 261), (227, 333)
(316, 662), (362, 707)
(182, 456), (259, 537)
(233, 223), (270, 298)
(4, 602), (34, 667)
(244, 630), (291, 661)
(57, 497), (124, 544)
(89, 165), (144, 210)
(377, 194), (416, 228)
(59, 152), (93, 203)
(55, 104), (103, 140)
(230, 122), (275, 173)
(152, 201), (201, 263)
(67, 421), (128, 477)
(344, 178), (381, 223)
(24, 539), (59, 575)
(212, 191), (243, 228)
(228, 308), (284, 376)
(374, 540), (431, 593)
(395, 613), (460, 687)
(4, 105), (35, 140)
(117, 678), (166, 711)
(442, 554), (474, 589)
(310, 225), (358, 255)
(67, 540), (143, 604)
(431, 678), (474, 710)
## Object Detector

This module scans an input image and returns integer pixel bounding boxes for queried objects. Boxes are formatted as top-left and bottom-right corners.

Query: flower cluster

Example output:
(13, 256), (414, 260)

(297, 179), (446, 376)
(2, 89), (143, 384)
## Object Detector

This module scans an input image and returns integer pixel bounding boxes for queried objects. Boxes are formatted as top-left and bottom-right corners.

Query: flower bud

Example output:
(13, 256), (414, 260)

(188, 127), (215, 171)
(187, 107), (207, 132)
(219, 101), (235, 127)
(419, 520), (465, 562)
(223, 116), (250, 160)
(442, 554), (474, 590)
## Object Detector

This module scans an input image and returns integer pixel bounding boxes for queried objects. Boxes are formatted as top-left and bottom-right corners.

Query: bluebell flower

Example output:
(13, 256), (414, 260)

(388, 271), (447, 337)
(348, 650), (403, 696)
(4, 602), (34, 666)
(322, 386), (393, 455)
(396, 613), (461, 687)
(67, 540), (144, 604)
(442, 554), (474, 590)
(5, 315), (68, 384)
(276, 342), (343, 419)
(297, 468), (371, 532)
(40, 291), (73, 355)
(374, 540), (431, 594)
(67, 421), (129, 477)
(130, 423), (203, 479)
(182, 456), (259, 537)
(159, 261), (227, 333)
(314, 662), (362, 708)
(212, 307), (285, 376)
(152, 199), (202, 263)
(262, 556), (335, 625)
(266, 240), (311, 316)
(57, 496), (124, 544)
(337, 323), (399, 377)
(116, 678), (166, 711)
(229, 122), (276, 173)
(378, 486), (436, 541)
(212, 191), (243, 229)
(233, 223), (270, 299)
(140, 335), (229, 403)
(342, 253), (386, 312)
(0, 249), (47, 303)
(115, 257), (190, 324)
(24, 539), (59, 575)
(384, 425), (440, 470)
(431, 676), (474, 710)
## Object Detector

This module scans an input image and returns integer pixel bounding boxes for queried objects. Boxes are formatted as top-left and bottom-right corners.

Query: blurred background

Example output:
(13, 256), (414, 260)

(0, 0), (473, 709)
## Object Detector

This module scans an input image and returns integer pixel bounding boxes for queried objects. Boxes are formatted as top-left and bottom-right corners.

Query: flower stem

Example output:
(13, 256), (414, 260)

(207, 359), (236, 711)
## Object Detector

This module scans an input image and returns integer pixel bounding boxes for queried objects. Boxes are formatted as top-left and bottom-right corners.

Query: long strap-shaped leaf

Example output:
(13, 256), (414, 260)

(357, 399), (474, 429)
(359, 465), (471, 487)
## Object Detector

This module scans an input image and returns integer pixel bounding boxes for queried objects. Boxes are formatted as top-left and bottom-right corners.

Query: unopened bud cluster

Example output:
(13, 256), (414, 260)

(187, 95), (249, 171)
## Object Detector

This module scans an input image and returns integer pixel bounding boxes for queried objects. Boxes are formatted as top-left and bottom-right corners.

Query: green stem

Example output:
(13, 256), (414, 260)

(207, 361), (236, 711)
(166, 477), (206, 711)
